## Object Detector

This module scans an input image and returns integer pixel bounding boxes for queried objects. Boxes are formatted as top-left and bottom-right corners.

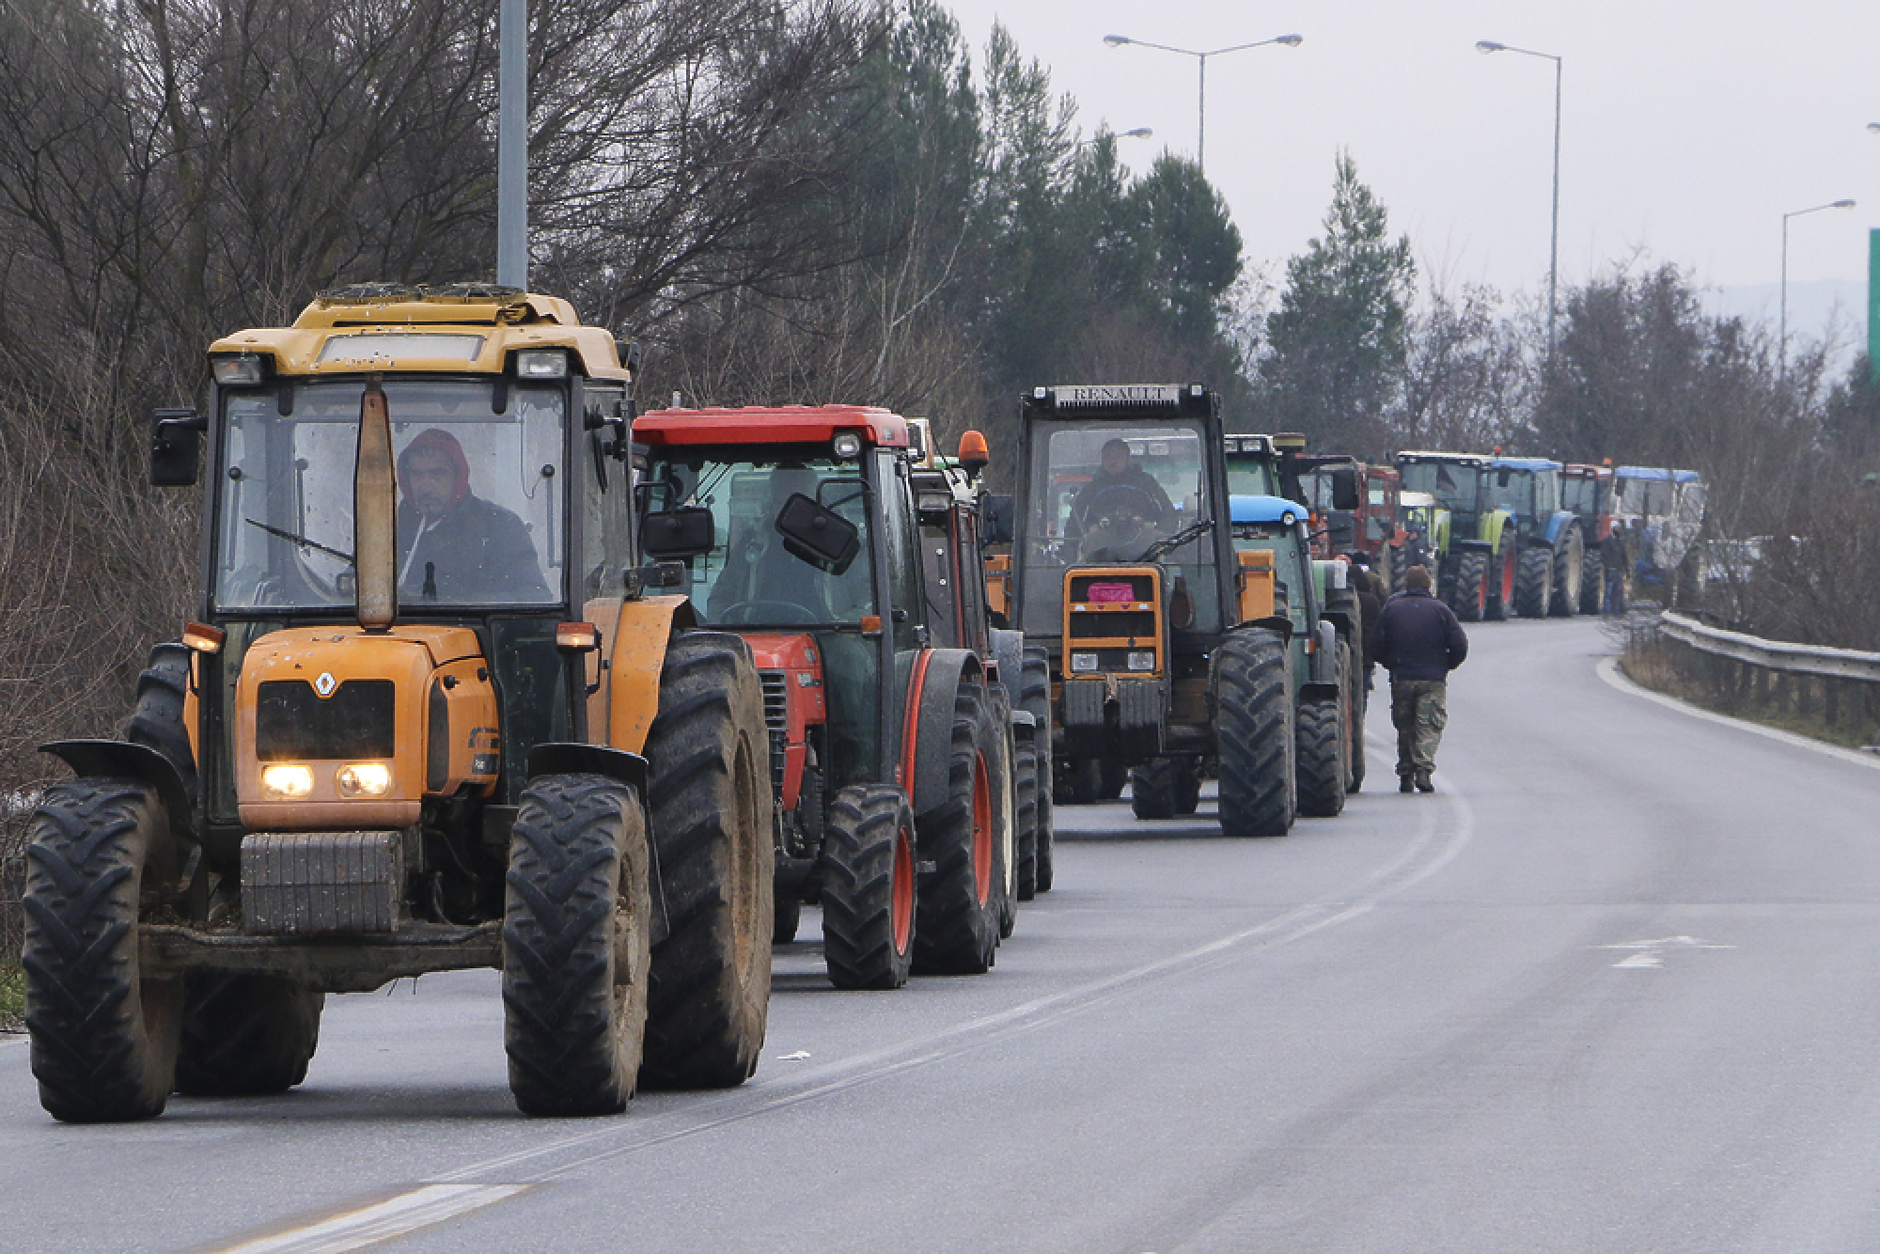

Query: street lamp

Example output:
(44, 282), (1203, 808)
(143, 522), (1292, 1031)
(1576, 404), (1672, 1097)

(1780, 198), (1857, 385)
(1102, 33), (1301, 172)
(1074, 127), (1154, 149)
(1477, 39), (1563, 358)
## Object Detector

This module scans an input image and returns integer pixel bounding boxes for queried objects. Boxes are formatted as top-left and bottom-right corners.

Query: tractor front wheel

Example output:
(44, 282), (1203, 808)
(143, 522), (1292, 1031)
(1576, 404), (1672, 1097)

(913, 684), (1000, 976)
(1215, 631), (1295, 838)
(820, 785), (917, 989)
(1455, 552), (1487, 623)
(24, 780), (183, 1123)
(1514, 547), (1553, 618)
(174, 975), (323, 1096)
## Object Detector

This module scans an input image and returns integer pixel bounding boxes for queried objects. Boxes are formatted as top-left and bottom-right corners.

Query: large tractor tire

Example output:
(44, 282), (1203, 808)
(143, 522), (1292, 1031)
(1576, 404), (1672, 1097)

(23, 780), (183, 1123)
(1014, 742), (1040, 901)
(820, 784), (917, 989)
(1454, 551), (1487, 623)
(913, 683), (1000, 976)
(639, 633), (773, 1091)
(174, 975), (323, 1096)
(773, 895), (802, 945)
(125, 643), (198, 805)
(1214, 630), (1295, 838)
(1129, 758), (1181, 820)
(1019, 648), (1055, 894)
(503, 773), (653, 1117)
(1487, 546), (1517, 621)
(985, 683), (1018, 942)
(1341, 640), (1367, 794)
(1294, 689), (1348, 819)
(1580, 549), (1606, 615)
(1551, 529), (1584, 616)
(1514, 546), (1553, 618)
(1174, 758), (1202, 815)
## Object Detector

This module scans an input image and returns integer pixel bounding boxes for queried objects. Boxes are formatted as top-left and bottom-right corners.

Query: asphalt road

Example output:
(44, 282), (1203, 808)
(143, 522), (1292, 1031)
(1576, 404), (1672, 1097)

(7, 616), (1880, 1253)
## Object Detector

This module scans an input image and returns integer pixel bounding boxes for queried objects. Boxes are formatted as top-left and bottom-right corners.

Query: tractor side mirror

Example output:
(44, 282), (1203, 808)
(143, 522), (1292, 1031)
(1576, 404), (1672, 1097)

(1330, 466), (1359, 511)
(1497, 468), (1512, 488)
(640, 506), (716, 559)
(776, 493), (862, 575)
(982, 494), (1015, 545)
(151, 409), (206, 487)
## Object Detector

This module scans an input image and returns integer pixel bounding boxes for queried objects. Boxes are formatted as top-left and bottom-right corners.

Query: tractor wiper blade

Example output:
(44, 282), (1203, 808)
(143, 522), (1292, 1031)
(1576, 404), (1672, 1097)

(246, 518), (354, 564)
(1138, 516), (1214, 563)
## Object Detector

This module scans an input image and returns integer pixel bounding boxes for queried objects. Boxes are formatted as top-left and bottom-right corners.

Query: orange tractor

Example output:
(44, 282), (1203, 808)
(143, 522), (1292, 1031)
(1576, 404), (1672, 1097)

(22, 285), (774, 1122)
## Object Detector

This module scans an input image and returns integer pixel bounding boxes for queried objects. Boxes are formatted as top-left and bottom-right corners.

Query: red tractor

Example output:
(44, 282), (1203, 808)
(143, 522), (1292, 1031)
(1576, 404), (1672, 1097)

(633, 406), (1013, 990)
(1295, 456), (1409, 593)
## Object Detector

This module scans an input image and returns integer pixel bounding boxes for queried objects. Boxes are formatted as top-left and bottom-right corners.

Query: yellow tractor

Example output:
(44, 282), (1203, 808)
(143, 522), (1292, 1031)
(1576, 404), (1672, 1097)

(22, 284), (773, 1121)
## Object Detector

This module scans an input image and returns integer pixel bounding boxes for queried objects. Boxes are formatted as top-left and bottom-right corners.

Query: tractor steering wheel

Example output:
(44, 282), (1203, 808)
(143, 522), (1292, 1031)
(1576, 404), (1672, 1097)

(1082, 483), (1165, 527)
(714, 600), (823, 626)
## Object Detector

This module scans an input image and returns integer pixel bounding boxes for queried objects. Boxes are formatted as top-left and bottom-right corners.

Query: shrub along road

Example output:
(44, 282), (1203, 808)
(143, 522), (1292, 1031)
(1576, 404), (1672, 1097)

(3, 617), (1880, 1253)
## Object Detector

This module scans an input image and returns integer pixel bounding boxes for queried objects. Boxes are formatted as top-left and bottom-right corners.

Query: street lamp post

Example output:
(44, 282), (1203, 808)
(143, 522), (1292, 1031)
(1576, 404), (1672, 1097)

(1102, 33), (1301, 172)
(1780, 198), (1857, 386)
(1074, 127), (1154, 150)
(1477, 40), (1563, 358)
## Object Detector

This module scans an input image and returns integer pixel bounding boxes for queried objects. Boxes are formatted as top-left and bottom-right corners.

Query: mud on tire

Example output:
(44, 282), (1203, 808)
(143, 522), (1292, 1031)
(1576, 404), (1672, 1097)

(1214, 630), (1295, 838)
(820, 785), (916, 989)
(1551, 529), (1583, 617)
(502, 773), (652, 1117)
(174, 975), (323, 1096)
(913, 683), (999, 976)
(24, 779), (183, 1123)
(125, 643), (199, 806)
(639, 632), (773, 1090)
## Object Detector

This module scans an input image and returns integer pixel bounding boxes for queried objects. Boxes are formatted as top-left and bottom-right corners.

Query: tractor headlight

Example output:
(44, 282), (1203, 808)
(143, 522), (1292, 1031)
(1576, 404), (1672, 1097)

(515, 348), (569, 379)
(1069, 652), (1099, 673)
(335, 763), (393, 798)
(260, 764), (315, 800)
(212, 355), (267, 386)
(832, 431), (864, 460)
(1127, 651), (1156, 671)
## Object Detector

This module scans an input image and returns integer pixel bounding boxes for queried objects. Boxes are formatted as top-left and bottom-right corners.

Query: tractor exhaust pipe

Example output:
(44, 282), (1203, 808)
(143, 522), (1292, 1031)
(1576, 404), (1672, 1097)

(355, 376), (398, 632)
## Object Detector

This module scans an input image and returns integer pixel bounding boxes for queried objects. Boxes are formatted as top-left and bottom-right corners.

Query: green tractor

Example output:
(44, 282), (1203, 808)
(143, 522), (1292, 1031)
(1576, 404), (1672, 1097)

(1395, 452), (1515, 621)
(997, 385), (1356, 834)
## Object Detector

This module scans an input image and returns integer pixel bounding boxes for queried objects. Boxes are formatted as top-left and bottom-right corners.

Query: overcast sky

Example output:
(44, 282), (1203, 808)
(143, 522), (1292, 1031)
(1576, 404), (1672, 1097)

(942, 0), (1880, 347)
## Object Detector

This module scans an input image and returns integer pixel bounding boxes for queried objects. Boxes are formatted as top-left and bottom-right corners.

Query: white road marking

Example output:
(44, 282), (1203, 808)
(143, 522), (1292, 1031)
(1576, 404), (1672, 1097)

(209, 1184), (528, 1254)
(776, 1050), (811, 1061)
(1597, 655), (1880, 772)
(1597, 935), (1733, 969)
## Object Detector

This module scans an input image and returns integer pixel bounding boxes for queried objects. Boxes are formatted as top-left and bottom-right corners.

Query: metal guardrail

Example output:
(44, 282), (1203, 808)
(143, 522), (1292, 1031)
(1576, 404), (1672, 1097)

(1658, 612), (1880, 684)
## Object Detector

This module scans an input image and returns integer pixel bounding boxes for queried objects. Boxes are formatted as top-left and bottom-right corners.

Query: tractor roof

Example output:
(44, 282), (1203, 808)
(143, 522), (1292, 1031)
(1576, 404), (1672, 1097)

(634, 405), (910, 449)
(1025, 383), (1215, 418)
(1614, 466), (1702, 482)
(1488, 456), (1561, 472)
(208, 285), (629, 380)
(1228, 494), (1306, 527)
(1561, 463), (1613, 478)
(1396, 450), (1488, 467)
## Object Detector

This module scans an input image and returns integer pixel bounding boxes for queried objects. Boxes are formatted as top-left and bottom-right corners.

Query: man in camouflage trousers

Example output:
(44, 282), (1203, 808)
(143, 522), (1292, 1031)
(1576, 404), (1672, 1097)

(1371, 564), (1468, 793)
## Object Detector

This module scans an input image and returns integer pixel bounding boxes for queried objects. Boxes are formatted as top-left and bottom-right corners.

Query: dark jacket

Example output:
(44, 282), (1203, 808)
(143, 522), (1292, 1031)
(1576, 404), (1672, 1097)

(397, 494), (550, 604)
(1353, 572), (1383, 668)
(1373, 587), (1468, 682)
(1070, 465), (1176, 532)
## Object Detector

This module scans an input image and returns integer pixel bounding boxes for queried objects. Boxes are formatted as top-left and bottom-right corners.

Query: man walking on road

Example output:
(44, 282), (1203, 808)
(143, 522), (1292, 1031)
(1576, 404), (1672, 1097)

(1372, 564), (1468, 793)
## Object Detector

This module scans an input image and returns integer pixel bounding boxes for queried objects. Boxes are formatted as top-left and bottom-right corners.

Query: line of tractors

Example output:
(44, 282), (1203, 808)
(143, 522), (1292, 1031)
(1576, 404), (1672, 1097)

(15, 285), (1701, 1126)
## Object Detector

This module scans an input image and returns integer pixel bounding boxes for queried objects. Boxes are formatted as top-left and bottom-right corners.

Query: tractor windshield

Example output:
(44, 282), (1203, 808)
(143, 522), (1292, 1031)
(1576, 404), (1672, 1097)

(1562, 474), (1608, 518)
(637, 453), (877, 629)
(1485, 469), (1535, 517)
(1398, 461), (1478, 515)
(1021, 420), (1219, 637)
(214, 378), (565, 611)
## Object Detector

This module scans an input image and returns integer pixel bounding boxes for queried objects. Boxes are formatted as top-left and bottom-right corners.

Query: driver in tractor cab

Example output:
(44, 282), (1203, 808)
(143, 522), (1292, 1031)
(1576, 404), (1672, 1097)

(396, 427), (549, 603)
(1069, 438), (1177, 560)
(708, 463), (854, 624)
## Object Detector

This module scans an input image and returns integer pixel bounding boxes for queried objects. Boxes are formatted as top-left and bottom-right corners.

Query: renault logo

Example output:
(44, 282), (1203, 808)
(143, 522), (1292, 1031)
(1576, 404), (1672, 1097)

(314, 672), (338, 697)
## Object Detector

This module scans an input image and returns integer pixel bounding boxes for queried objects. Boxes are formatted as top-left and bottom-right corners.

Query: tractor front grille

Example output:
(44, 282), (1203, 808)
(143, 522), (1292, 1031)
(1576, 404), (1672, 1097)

(758, 671), (789, 797)
(255, 679), (396, 761)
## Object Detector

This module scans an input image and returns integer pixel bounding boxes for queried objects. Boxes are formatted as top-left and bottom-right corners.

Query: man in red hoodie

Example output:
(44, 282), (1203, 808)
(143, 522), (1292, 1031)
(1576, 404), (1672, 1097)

(1371, 564), (1468, 793)
(396, 428), (550, 603)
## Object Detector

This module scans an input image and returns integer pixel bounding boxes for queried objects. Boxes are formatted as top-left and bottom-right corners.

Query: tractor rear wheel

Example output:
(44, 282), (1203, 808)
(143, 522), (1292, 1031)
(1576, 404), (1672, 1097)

(639, 632), (773, 1090)
(503, 773), (652, 1117)
(1342, 640), (1367, 794)
(913, 683), (1000, 976)
(985, 683), (1017, 942)
(1014, 742), (1040, 901)
(1514, 547), (1553, 618)
(1551, 529), (1584, 616)
(1019, 648), (1055, 894)
(24, 779), (183, 1122)
(174, 975), (322, 1096)
(125, 643), (198, 805)
(820, 785), (917, 989)
(1174, 758), (1202, 815)
(1129, 758), (1180, 820)
(1580, 549), (1606, 614)
(1455, 552), (1487, 622)
(1215, 630), (1295, 838)
(1295, 690), (1348, 819)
